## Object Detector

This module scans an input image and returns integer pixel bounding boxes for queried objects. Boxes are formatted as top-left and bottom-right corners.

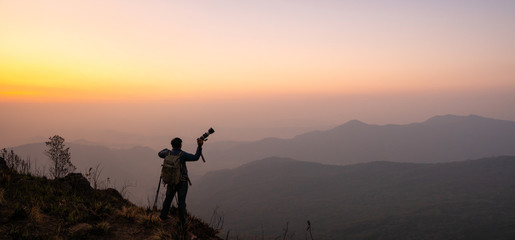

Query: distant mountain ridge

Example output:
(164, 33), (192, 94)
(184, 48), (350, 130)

(189, 156), (515, 240)
(201, 114), (515, 171)
(7, 114), (515, 205)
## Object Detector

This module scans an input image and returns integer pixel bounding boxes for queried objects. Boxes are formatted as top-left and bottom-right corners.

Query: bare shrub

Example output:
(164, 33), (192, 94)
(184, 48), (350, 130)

(116, 179), (136, 199)
(1, 148), (32, 173)
(45, 135), (75, 179)
(84, 163), (103, 189)
(306, 220), (314, 240)
(210, 206), (225, 230)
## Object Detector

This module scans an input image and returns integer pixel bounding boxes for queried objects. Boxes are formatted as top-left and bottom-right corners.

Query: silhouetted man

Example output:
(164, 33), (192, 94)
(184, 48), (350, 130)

(158, 137), (203, 226)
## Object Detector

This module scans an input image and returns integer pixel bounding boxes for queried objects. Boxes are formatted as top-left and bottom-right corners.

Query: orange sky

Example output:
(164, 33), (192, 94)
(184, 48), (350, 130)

(1, 0), (515, 146)
(2, 0), (514, 102)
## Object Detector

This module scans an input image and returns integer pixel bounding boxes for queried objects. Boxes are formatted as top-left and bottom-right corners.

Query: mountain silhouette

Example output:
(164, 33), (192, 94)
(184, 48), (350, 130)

(189, 156), (515, 240)
(200, 114), (515, 172)
(9, 114), (515, 205)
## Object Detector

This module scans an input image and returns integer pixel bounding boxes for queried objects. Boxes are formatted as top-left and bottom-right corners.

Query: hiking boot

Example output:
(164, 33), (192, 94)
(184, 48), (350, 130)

(159, 215), (169, 221)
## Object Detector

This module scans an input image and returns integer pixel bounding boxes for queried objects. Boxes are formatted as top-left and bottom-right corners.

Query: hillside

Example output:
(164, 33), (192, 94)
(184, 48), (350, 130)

(10, 142), (164, 206)
(9, 141), (213, 206)
(0, 164), (221, 240)
(189, 156), (515, 240)
(201, 114), (515, 170)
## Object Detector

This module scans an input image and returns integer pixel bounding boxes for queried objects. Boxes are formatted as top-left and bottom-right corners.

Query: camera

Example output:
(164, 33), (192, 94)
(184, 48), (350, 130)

(199, 128), (215, 141)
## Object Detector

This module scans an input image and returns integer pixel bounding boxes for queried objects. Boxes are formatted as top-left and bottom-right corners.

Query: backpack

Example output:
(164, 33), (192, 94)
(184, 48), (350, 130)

(161, 151), (183, 185)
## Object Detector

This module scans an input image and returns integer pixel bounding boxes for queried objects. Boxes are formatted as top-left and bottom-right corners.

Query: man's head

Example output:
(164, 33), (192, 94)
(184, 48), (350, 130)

(171, 138), (182, 149)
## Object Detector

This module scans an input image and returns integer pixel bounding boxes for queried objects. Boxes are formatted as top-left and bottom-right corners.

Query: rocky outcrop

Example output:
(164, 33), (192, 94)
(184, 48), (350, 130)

(61, 173), (93, 192)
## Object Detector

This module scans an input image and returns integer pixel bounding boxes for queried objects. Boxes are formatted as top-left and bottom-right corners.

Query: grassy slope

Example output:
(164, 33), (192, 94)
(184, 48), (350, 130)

(0, 169), (221, 240)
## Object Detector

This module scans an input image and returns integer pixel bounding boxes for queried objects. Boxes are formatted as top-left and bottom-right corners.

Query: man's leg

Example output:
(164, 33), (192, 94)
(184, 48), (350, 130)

(160, 183), (176, 219)
(176, 181), (189, 225)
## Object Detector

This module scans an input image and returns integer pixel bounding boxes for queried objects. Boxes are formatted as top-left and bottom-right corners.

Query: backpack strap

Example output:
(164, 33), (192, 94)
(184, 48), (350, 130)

(162, 151), (183, 168)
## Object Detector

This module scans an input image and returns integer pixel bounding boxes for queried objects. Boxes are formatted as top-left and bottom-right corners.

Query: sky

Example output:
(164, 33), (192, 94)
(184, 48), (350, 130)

(1, 0), (515, 148)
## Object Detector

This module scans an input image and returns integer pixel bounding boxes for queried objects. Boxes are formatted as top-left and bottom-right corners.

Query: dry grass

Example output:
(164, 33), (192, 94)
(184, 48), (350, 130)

(95, 221), (111, 234)
(1, 170), (222, 240)
(1, 173), (11, 185)
(116, 205), (162, 226)
(29, 206), (44, 223)
(0, 187), (4, 205)
(136, 211), (161, 225)
(117, 205), (141, 220)
(153, 228), (174, 240)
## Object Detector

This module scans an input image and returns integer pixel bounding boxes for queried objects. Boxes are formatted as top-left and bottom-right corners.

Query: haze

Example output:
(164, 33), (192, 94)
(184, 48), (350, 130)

(1, 0), (515, 148)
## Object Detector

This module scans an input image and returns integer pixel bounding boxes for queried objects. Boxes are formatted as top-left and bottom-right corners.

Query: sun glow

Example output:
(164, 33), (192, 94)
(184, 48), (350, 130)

(1, 1), (514, 103)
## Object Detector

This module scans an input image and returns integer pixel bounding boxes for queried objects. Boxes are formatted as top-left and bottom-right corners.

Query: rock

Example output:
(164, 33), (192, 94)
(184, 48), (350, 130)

(105, 188), (123, 200)
(62, 173), (92, 192)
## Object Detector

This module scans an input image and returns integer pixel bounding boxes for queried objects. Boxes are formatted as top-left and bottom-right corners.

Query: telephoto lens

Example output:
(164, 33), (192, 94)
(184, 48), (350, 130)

(200, 128), (215, 141)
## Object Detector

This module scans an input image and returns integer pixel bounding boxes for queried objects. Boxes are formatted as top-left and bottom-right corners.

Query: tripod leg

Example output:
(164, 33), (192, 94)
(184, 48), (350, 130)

(152, 176), (162, 211)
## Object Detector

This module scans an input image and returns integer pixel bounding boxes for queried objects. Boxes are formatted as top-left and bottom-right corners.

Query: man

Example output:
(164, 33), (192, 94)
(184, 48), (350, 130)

(158, 137), (203, 225)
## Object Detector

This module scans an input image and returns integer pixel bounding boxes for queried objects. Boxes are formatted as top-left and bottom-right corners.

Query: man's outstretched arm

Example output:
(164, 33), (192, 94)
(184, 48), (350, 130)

(183, 139), (203, 161)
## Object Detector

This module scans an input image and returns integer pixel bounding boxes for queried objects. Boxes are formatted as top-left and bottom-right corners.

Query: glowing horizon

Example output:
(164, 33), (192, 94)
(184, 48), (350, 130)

(2, 1), (514, 102)
(2, 0), (515, 148)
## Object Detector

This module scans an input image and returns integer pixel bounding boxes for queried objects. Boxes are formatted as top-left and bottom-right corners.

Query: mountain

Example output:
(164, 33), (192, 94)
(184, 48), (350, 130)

(189, 156), (515, 240)
(0, 168), (221, 239)
(8, 114), (515, 204)
(198, 114), (515, 172)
